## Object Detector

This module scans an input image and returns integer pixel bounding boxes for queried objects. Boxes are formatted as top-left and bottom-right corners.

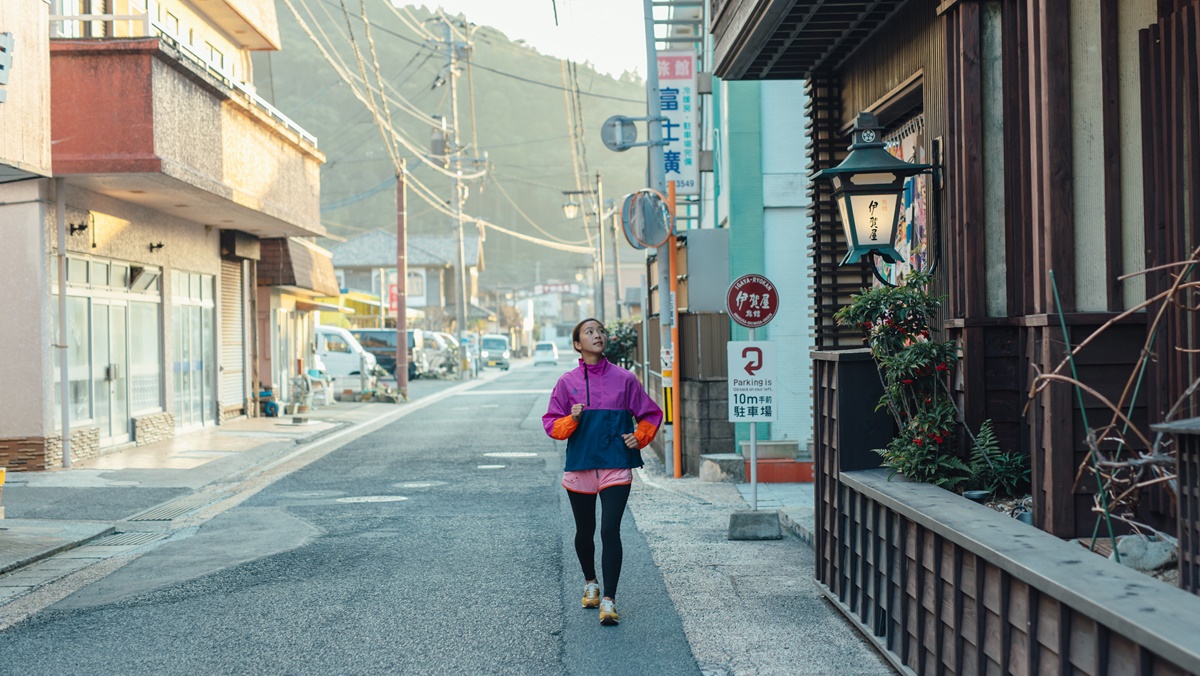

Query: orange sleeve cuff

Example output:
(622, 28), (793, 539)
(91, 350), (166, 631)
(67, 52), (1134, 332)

(550, 415), (579, 440)
(633, 420), (659, 449)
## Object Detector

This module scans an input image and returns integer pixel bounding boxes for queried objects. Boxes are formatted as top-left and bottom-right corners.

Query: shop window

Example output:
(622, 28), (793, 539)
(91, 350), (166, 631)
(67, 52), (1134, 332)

(68, 258), (88, 285)
(130, 301), (162, 412)
(877, 114), (929, 286)
(90, 261), (109, 288)
(53, 295), (92, 426)
(112, 264), (129, 289)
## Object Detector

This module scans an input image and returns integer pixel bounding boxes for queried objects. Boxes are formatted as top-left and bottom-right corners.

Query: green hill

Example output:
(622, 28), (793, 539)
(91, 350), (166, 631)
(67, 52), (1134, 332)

(253, 2), (649, 290)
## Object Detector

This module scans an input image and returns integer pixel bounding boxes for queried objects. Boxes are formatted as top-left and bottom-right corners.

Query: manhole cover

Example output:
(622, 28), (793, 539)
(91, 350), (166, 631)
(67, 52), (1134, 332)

(335, 496), (409, 503)
(476, 465), (506, 469)
(392, 481), (447, 489)
(484, 452), (538, 458)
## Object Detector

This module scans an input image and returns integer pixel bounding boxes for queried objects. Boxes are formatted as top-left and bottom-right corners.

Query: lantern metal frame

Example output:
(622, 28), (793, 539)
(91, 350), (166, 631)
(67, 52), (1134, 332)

(814, 112), (942, 287)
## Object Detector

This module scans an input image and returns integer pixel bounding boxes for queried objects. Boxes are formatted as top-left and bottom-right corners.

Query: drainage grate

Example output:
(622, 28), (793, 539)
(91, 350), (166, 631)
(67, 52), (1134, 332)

(89, 532), (168, 547)
(128, 491), (233, 521)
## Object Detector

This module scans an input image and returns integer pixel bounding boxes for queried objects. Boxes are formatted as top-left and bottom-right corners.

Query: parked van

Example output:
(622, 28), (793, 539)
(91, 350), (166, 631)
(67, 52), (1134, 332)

(480, 333), (511, 370)
(315, 325), (377, 379)
(349, 328), (425, 380)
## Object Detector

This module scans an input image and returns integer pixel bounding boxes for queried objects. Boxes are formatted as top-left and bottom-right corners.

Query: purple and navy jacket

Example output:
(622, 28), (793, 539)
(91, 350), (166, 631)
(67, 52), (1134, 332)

(543, 358), (663, 471)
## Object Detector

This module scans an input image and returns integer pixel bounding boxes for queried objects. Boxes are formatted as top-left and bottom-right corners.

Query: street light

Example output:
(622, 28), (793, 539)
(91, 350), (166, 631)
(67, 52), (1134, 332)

(562, 201), (580, 220)
(814, 112), (940, 284)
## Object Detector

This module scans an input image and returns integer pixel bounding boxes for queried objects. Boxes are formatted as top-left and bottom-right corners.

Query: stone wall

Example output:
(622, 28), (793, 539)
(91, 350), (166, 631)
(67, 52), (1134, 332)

(134, 412), (175, 446)
(681, 378), (735, 476)
(45, 427), (101, 469)
(219, 403), (247, 423)
(0, 427), (101, 471)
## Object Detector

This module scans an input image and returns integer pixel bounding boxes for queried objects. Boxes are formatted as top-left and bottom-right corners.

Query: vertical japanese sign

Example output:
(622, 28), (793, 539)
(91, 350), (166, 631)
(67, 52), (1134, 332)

(656, 50), (698, 196)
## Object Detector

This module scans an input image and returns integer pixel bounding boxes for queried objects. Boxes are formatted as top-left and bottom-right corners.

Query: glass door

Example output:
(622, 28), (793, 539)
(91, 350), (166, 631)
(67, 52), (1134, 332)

(174, 302), (216, 429)
(92, 300), (131, 445)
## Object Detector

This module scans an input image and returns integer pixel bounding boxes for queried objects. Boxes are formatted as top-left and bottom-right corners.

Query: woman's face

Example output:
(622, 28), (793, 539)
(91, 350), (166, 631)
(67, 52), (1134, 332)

(575, 320), (606, 355)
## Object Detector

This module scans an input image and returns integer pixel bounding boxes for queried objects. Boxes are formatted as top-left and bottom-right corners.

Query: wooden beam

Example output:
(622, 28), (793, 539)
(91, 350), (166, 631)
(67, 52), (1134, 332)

(1040, 0), (1076, 312)
(1100, 0), (1124, 312)
(959, 2), (986, 318)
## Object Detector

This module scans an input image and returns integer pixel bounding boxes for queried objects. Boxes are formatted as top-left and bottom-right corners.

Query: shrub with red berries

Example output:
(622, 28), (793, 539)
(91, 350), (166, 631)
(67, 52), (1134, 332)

(835, 271), (969, 489)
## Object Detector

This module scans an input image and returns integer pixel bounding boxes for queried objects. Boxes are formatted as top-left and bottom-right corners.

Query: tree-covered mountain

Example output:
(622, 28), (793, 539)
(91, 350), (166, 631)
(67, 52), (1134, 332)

(254, 2), (649, 291)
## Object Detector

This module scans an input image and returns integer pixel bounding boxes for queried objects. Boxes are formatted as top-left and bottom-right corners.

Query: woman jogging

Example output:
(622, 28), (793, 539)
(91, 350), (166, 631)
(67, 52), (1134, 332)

(543, 318), (662, 626)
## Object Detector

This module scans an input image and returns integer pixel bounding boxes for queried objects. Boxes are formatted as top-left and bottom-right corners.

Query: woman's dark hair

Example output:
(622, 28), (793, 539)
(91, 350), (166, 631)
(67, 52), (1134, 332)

(571, 318), (606, 353)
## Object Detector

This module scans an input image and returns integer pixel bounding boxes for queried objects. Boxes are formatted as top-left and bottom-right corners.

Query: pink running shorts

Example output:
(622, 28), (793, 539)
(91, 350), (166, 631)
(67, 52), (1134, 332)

(562, 468), (633, 494)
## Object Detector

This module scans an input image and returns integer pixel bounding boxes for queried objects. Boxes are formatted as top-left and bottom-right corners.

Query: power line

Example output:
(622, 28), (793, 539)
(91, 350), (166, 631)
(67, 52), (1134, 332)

(492, 178), (589, 245)
(315, 0), (646, 104)
(284, 0), (486, 180)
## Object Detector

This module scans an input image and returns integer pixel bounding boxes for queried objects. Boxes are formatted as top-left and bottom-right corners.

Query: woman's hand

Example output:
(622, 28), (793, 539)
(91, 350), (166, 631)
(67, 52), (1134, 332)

(622, 433), (638, 449)
(571, 403), (585, 421)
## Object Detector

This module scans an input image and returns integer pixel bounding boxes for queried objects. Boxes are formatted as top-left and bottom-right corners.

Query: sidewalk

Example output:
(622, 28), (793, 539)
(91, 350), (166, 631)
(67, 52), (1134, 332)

(631, 459), (890, 675)
(735, 481), (817, 548)
(0, 401), (394, 584)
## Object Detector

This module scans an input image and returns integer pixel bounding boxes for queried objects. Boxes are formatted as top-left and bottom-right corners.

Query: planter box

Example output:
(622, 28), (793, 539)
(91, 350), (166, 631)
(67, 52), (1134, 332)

(745, 457), (813, 483)
(818, 469), (1200, 675)
(738, 439), (803, 459)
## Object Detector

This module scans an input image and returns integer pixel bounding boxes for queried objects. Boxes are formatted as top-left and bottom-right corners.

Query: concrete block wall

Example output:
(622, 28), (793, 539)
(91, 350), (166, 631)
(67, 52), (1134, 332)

(134, 412), (175, 446)
(682, 379), (735, 476)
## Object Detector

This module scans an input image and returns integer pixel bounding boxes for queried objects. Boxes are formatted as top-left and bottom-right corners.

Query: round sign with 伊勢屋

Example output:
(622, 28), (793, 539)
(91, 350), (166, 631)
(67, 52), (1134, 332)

(726, 274), (778, 329)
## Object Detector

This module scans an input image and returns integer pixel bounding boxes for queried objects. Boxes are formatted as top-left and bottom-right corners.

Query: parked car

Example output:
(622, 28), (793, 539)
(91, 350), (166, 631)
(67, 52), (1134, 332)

(315, 326), (377, 379)
(349, 328), (424, 380)
(421, 331), (457, 377)
(532, 341), (559, 366)
(480, 334), (511, 370)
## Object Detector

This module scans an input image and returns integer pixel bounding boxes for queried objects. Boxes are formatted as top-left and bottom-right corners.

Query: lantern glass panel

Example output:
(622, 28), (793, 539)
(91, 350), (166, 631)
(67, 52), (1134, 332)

(836, 193), (853, 246)
(848, 192), (900, 248)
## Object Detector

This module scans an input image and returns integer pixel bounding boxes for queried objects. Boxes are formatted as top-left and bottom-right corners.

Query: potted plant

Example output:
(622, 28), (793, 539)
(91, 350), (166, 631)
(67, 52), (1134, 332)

(836, 272), (1029, 495)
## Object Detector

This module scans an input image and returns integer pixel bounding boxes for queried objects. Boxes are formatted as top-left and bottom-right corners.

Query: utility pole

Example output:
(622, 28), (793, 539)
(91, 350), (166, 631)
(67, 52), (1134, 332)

(595, 172), (605, 322)
(437, 17), (469, 380)
(395, 159), (409, 399)
(610, 206), (623, 319)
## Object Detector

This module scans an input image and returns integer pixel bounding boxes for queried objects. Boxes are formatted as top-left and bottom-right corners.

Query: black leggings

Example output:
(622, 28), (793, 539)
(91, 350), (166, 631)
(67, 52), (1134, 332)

(566, 484), (631, 599)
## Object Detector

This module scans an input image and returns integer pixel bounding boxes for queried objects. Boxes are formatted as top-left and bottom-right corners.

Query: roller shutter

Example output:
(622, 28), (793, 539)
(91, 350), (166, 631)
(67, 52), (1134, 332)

(219, 259), (246, 415)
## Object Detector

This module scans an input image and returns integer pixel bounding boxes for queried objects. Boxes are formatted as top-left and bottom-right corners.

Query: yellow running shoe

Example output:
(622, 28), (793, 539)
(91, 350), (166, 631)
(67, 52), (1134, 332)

(599, 599), (619, 626)
(582, 582), (601, 608)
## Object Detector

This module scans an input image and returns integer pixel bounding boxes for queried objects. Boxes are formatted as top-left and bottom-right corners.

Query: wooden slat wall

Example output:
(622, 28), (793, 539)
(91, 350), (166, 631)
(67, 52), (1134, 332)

(1179, 431), (1200, 594)
(678, 313), (729, 379)
(1142, 3), (1200, 425)
(839, 5), (948, 146)
(805, 74), (862, 349)
(822, 473), (1196, 675)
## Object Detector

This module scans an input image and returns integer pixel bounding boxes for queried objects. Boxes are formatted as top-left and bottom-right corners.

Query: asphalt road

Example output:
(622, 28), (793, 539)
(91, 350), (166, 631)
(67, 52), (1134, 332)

(0, 362), (701, 675)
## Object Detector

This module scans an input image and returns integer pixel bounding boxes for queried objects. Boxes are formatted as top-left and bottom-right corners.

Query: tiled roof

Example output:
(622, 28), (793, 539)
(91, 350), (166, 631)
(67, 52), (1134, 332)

(331, 230), (482, 269)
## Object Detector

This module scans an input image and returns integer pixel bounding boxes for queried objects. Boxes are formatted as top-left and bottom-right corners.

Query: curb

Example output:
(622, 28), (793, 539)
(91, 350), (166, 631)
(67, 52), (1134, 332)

(0, 523), (116, 576)
(779, 506), (815, 549)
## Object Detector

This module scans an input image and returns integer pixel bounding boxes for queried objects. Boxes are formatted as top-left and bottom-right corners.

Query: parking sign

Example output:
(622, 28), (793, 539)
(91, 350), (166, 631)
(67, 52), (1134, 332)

(727, 341), (777, 422)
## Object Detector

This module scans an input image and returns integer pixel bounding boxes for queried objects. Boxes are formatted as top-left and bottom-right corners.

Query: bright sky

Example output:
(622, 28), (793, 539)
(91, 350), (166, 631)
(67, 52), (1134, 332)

(411, 0), (650, 77)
